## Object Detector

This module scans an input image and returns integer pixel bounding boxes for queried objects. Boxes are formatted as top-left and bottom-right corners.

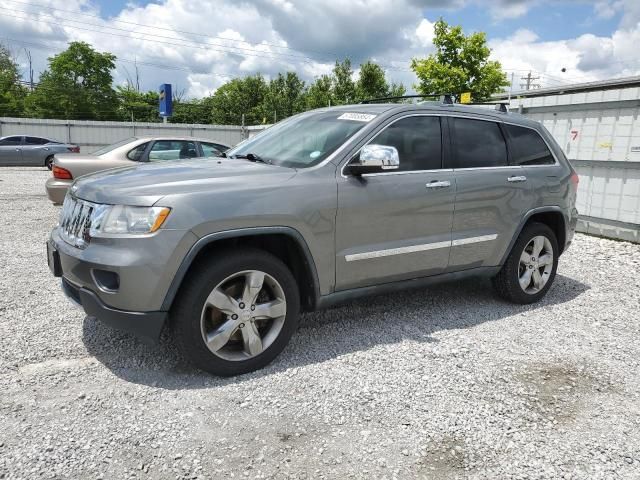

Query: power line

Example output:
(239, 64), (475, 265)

(0, 3), (415, 73)
(520, 71), (541, 90)
(0, 10), (324, 65)
(2, 0), (339, 59)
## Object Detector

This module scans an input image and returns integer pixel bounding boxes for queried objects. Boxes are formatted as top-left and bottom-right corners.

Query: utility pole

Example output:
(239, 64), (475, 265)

(508, 72), (514, 103)
(24, 48), (34, 91)
(520, 71), (540, 91)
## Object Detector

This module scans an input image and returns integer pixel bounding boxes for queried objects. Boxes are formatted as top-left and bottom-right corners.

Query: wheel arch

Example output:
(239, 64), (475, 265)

(500, 207), (568, 265)
(161, 227), (321, 312)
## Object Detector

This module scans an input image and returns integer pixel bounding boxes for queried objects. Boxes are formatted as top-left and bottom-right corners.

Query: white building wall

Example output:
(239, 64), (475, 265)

(0, 117), (246, 153)
(507, 85), (640, 242)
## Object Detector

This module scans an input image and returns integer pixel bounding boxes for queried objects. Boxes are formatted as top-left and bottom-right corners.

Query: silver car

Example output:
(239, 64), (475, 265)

(46, 136), (230, 204)
(47, 101), (579, 376)
(0, 135), (79, 168)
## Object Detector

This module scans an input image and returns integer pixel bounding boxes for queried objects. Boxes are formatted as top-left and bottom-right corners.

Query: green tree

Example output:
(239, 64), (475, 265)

(263, 72), (306, 122)
(116, 86), (160, 122)
(355, 61), (406, 101)
(332, 59), (356, 105)
(411, 19), (509, 102)
(170, 99), (214, 124)
(26, 41), (118, 120)
(209, 75), (268, 125)
(0, 45), (26, 116)
(305, 74), (334, 109)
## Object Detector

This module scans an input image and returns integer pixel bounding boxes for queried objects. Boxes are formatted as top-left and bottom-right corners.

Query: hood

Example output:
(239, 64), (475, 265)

(72, 158), (297, 206)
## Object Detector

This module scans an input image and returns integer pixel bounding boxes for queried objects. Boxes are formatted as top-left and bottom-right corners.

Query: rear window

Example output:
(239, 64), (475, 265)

(450, 118), (507, 168)
(504, 124), (555, 165)
(24, 137), (50, 145)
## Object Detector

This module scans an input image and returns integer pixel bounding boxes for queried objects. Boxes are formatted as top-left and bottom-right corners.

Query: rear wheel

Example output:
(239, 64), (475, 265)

(45, 156), (54, 170)
(492, 222), (559, 304)
(171, 249), (300, 376)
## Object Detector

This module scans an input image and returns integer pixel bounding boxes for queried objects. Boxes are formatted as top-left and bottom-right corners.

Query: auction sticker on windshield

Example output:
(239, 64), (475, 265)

(337, 112), (377, 122)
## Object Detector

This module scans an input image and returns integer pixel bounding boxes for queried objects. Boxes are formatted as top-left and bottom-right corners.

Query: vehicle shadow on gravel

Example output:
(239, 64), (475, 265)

(82, 273), (589, 389)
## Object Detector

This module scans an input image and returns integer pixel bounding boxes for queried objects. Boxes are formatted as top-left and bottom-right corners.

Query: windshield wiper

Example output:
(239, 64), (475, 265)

(232, 153), (271, 164)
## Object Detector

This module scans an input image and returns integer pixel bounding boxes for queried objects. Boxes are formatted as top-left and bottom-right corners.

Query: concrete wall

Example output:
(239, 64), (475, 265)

(0, 117), (246, 153)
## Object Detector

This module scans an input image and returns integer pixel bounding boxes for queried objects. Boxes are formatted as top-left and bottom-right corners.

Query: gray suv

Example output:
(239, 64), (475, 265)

(47, 101), (579, 376)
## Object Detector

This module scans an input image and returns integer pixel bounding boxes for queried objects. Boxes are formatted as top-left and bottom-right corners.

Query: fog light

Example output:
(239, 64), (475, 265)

(92, 269), (120, 292)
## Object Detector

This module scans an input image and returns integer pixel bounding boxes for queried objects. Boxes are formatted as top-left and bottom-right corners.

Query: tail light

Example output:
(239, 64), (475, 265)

(67, 146), (80, 153)
(53, 165), (73, 180)
(570, 171), (579, 186)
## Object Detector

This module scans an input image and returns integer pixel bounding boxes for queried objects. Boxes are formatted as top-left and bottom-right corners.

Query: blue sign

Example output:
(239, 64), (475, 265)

(159, 84), (172, 117)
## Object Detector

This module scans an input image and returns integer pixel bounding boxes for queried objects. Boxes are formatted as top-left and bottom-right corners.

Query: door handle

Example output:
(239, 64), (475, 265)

(426, 180), (451, 189)
(15, 148), (21, 152)
(507, 175), (527, 183)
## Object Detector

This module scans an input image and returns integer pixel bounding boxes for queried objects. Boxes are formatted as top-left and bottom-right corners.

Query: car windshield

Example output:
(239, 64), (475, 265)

(92, 137), (137, 156)
(226, 110), (375, 168)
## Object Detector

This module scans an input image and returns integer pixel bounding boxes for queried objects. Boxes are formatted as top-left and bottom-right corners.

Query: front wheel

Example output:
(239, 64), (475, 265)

(45, 156), (54, 170)
(492, 222), (559, 304)
(171, 249), (300, 376)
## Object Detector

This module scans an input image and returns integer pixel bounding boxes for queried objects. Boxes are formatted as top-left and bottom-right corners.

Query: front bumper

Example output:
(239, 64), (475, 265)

(61, 277), (166, 342)
(48, 225), (198, 341)
(45, 178), (71, 205)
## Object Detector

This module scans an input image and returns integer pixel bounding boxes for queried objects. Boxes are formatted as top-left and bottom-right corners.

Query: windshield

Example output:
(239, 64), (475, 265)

(227, 111), (375, 168)
(92, 137), (137, 156)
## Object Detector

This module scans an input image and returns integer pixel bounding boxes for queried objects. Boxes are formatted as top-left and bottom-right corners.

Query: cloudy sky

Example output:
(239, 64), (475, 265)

(1, 0), (639, 98)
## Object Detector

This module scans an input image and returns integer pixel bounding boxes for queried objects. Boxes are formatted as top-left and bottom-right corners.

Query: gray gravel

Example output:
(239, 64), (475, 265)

(1, 167), (640, 479)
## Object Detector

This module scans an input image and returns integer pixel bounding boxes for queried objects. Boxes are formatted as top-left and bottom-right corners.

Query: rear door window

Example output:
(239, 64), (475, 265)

(504, 124), (555, 165)
(368, 115), (442, 171)
(149, 140), (198, 161)
(24, 137), (50, 145)
(450, 118), (507, 168)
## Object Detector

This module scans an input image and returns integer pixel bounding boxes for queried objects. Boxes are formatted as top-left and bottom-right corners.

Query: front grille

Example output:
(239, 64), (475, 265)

(59, 195), (95, 248)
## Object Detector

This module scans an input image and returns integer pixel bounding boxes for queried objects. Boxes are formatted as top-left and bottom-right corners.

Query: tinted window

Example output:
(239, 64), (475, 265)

(0, 136), (22, 146)
(201, 142), (223, 157)
(127, 142), (148, 161)
(369, 116), (442, 171)
(504, 124), (555, 165)
(24, 137), (49, 145)
(451, 118), (507, 168)
(149, 140), (198, 161)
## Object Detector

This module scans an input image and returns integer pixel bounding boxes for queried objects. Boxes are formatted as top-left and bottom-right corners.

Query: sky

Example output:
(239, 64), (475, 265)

(1, 0), (639, 99)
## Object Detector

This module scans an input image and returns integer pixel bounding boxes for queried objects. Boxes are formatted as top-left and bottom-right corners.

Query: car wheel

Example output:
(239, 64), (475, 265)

(45, 156), (54, 170)
(171, 248), (300, 376)
(492, 222), (559, 304)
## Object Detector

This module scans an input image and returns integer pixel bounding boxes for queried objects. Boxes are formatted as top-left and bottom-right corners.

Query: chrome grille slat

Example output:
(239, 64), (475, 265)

(59, 195), (95, 249)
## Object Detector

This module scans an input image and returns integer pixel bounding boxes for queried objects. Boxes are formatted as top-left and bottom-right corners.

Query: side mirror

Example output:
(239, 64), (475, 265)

(346, 144), (400, 175)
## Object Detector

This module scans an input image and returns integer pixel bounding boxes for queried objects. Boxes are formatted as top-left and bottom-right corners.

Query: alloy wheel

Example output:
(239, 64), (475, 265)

(518, 235), (554, 294)
(200, 270), (287, 361)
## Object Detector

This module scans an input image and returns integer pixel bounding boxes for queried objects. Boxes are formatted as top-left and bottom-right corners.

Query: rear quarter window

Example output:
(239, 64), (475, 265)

(504, 124), (556, 165)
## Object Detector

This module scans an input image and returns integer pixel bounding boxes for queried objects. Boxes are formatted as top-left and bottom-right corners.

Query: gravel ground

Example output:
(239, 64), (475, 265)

(1, 167), (640, 480)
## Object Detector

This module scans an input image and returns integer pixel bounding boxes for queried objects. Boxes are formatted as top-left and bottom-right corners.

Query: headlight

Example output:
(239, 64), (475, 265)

(89, 205), (171, 237)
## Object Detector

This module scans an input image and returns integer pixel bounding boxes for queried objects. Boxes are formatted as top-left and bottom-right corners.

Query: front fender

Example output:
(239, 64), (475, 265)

(160, 226), (321, 312)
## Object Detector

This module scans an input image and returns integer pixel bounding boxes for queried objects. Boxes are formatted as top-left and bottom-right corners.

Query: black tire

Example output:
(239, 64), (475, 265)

(492, 222), (559, 304)
(45, 156), (54, 170)
(171, 248), (300, 376)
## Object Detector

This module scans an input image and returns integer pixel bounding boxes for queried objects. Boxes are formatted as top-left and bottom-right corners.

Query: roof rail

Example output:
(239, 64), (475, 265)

(462, 101), (510, 113)
(360, 94), (509, 112)
(360, 94), (455, 104)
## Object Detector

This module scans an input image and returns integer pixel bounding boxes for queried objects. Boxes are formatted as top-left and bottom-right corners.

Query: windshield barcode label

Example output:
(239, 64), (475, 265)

(337, 113), (377, 122)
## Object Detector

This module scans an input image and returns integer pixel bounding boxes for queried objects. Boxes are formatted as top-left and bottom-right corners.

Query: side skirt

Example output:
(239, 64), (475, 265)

(316, 266), (501, 310)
